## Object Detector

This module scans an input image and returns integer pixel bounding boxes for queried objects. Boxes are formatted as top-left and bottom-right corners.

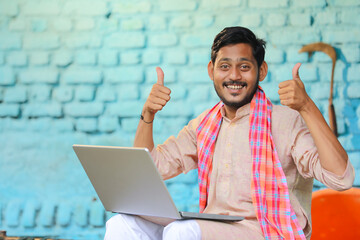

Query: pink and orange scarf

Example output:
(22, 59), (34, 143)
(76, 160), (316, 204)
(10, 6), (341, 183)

(196, 87), (305, 239)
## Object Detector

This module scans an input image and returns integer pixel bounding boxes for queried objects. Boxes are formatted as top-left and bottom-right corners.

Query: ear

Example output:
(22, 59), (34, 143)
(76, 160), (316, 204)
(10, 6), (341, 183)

(259, 61), (268, 82)
(207, 61), (214, 81)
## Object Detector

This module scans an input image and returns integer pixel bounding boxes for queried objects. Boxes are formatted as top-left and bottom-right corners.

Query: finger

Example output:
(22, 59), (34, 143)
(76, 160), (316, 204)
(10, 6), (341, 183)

(292, 63), (302, 80)
(152, 84), (171, 96)
(156, 67), (164, 86)
(278, 80), (293, 89)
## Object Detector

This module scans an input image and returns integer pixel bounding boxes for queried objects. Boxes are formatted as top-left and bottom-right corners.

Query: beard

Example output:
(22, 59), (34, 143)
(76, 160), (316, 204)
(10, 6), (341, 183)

(213, 77), (259, 110)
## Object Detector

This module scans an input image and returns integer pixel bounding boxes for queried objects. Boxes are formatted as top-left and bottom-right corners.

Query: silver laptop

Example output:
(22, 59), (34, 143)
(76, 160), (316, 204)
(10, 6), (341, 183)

(73, 144), (244, 222)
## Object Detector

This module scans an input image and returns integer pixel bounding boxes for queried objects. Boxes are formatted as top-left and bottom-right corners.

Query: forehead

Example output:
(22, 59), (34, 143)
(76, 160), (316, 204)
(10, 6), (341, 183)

(216, 43), (255, 62)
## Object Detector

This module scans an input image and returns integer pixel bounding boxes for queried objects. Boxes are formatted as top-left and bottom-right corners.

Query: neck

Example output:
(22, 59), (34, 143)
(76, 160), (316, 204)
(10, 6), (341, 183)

(224, 105), (238, 120)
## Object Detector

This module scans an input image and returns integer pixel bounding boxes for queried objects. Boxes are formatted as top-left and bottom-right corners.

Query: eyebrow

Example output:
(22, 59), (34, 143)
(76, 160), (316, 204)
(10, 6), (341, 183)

(218, 57), (254, 63)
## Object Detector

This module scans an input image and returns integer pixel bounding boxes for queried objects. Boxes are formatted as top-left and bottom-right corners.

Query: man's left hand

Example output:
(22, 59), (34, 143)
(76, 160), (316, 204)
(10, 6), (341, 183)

(278, 63), (311, 112)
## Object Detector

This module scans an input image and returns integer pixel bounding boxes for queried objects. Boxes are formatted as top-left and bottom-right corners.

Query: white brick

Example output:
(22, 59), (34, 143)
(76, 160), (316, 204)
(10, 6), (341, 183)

(159, 0), (197, 11)
(106, 32), (145, 48)
(19, 69), (59, 84)
(147, 16), (167, 31)
(23, 0), (61, 15)
(149, 33), (178, 47)
(52, 19), (72, 32)
(120, 18), (144, 31)
(290, 13), (311, 27)
(0, 33), (22, 50)
(112, 1), (151, 14)
(64, 1), (108, 16)
(120, 51), (141, 65)
(7, 52), (28, 67)
(293, 0), (326, 7)
(64, 34), (102, 49)
(75, 18), (95, 31)
(0, 1), (18, 16)
(30, 52), (49, 66)
(24, 33), (60, 50)
(9, 19), (26, 31)
(266, 13), (286, 27)
(241, 13), (262, 27)
(170, 16), (192, 29)
(249, 0), (288, 8)
(0, 66), (15, 85)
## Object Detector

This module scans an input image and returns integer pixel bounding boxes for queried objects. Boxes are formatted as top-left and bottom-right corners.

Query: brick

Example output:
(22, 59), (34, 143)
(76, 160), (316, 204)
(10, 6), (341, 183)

(194, 15), (214, 28)
(76, 118), (97, 132)
(19, 69), (59, 84)
(24, 33), (60, 50)
(112, 1), (151, 14)
(147, 16), (167, 31)
(149, 33), (178, 47)
(106, 101), (143, 117)
(75, 51), (97, 66)
(30, 52), (49, 66)
(63, 68), (102, 84)
(98, 18), (118, 32)
(179, 67), (209, 83)
(121, 117), (139, 132)
(293, 0), (326, 7)
(22, 201), (40, 228)
(53, 118), (74, 132)
(164, 84), (187, 100)
(120, 18), (144, 31)
(270, 29), (320, 45)
(4, 87), (27, 103)
(117, 84), (139, 100)
(0, 66), (15, 85)
(65, 102), (104, 117)
(0, 1), (18, 16)
(64, 1), (108, 16)
(0, 33), (21, 50)
(29, 85), (51, 102)
(7, 52), (28, 67)
(332, 0), (360, 6)
(57, 203), (72, 227)
(170, 16), (192, 29)
(348, 64), (360, 82)
(106, 32), (145, 48)
(289, 13), (311, 27)
(342, 45), (360, 63)
(312, 51), (333, 63)
(73, 202), (89, 227)
(347, 83), (360, 98)
(23, 0), (60, 15)
(99, 51), (119, 66)
(120, 51), (141, 64)
(98, 116), (118, 132)
(266, 13), (287, 27)
(75, 86), (95, 101)
(0, 52), (3, 65)
(323, 29), (360, 43)
(188, 85), (210, 101)
(164, 49), (187, 65)
(39, 202), (56, 227)
(23, 103), (62, 117)
(96, 86), (116, 102)
(181, 33), (212, 47)
(315, 11), (336, 25)
(9, 19), (26, 31)
(142, 50), (161, 65)
(31, 19), (47, 32)
(310, 82), (331, 100)
(0, 104), (20, 117)
(249, 0), (288, 8)
(349, 152), (360, 169)
(64, 34), (102, 49)
(241, 13), (262, 27)
(346, 117), (360, 134)
(199, 0), (242, 10)
(265, 46), (284, 63)
(53, 87), (73, 102)
(159, 0), (197, 11)
(52, 18), (72, 32)
(53, 51), (73, 67)
(189, 49), (209, 65)
(5, 201), (23, 227)
(90, 201), (105, 227)
(341, 9), (360, 25)
(75, 18), (95, 31)
(340, 134), (360, 151)
(105, 67), (143, 83)
(30, 118), (51, 131)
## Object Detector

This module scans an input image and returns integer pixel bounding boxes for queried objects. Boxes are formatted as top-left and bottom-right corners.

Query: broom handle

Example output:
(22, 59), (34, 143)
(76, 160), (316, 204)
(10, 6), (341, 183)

(329, 61), (338, 137)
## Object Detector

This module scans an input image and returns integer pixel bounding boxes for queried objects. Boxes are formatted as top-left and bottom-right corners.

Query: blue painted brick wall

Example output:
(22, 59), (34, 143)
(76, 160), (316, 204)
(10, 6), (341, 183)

(0, 0), (359, 239)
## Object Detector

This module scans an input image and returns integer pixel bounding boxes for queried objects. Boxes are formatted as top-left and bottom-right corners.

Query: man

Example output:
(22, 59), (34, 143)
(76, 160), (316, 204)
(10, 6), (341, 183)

(104, 26), (354, 240)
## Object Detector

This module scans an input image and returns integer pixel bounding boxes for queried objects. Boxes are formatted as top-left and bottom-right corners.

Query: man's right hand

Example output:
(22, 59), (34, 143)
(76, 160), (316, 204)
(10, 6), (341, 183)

(141, 67), (171, 123)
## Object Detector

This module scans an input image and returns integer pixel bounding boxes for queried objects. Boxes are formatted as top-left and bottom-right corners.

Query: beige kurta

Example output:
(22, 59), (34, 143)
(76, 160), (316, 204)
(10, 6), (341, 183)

(151, 103), (355, 240)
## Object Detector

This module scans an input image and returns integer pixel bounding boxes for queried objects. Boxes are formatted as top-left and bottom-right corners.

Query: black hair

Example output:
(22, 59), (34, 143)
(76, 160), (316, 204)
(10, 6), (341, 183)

(211, 26), (266, 67)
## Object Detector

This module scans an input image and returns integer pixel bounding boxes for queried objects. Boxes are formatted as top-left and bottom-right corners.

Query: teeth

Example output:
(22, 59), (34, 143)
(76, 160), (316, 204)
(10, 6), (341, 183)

(226, 85), (244, 90)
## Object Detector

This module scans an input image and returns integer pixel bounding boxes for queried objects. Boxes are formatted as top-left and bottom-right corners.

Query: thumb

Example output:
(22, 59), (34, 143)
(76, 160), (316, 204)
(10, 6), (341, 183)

(156, 67), (164, 86)
(292, 63), (302, 81)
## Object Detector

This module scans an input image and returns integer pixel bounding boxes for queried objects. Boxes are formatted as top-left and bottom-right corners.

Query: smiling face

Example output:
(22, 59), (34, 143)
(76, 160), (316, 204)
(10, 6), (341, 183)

(208, 43), (267, 119)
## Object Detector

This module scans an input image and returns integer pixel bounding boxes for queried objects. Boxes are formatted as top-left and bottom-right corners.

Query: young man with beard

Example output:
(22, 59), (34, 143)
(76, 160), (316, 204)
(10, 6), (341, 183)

(104, 26), (354, 240)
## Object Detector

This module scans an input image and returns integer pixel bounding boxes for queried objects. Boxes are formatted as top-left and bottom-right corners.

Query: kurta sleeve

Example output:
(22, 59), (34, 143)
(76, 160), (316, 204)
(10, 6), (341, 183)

(150, 111), (209, 180)
(290, 113), (355, 191)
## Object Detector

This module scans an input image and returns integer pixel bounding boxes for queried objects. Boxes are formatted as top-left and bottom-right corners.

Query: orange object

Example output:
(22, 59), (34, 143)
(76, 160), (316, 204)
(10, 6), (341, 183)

(311, 188), (360, 240)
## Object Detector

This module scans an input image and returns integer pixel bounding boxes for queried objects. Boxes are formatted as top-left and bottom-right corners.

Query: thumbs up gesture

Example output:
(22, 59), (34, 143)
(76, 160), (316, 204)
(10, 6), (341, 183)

(141, 67), (171, 122)
(278, 63), (311, 112)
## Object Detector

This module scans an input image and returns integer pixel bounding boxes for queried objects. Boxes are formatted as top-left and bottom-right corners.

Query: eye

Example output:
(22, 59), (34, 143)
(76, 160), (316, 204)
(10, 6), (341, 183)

(219, 64), (230, 70)
(240, 64), (251, 71)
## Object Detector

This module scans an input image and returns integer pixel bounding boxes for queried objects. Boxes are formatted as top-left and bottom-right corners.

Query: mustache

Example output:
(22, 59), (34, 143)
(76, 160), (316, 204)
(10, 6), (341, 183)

(222, 81), (247, 87)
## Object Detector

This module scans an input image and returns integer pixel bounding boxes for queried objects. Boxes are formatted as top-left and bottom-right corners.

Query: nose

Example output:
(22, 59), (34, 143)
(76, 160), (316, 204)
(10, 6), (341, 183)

(229, 67), (242, 81)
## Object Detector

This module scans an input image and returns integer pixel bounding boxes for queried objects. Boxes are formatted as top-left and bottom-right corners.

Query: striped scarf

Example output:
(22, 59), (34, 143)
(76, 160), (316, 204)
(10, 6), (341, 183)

(196, 87), (306, 239)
